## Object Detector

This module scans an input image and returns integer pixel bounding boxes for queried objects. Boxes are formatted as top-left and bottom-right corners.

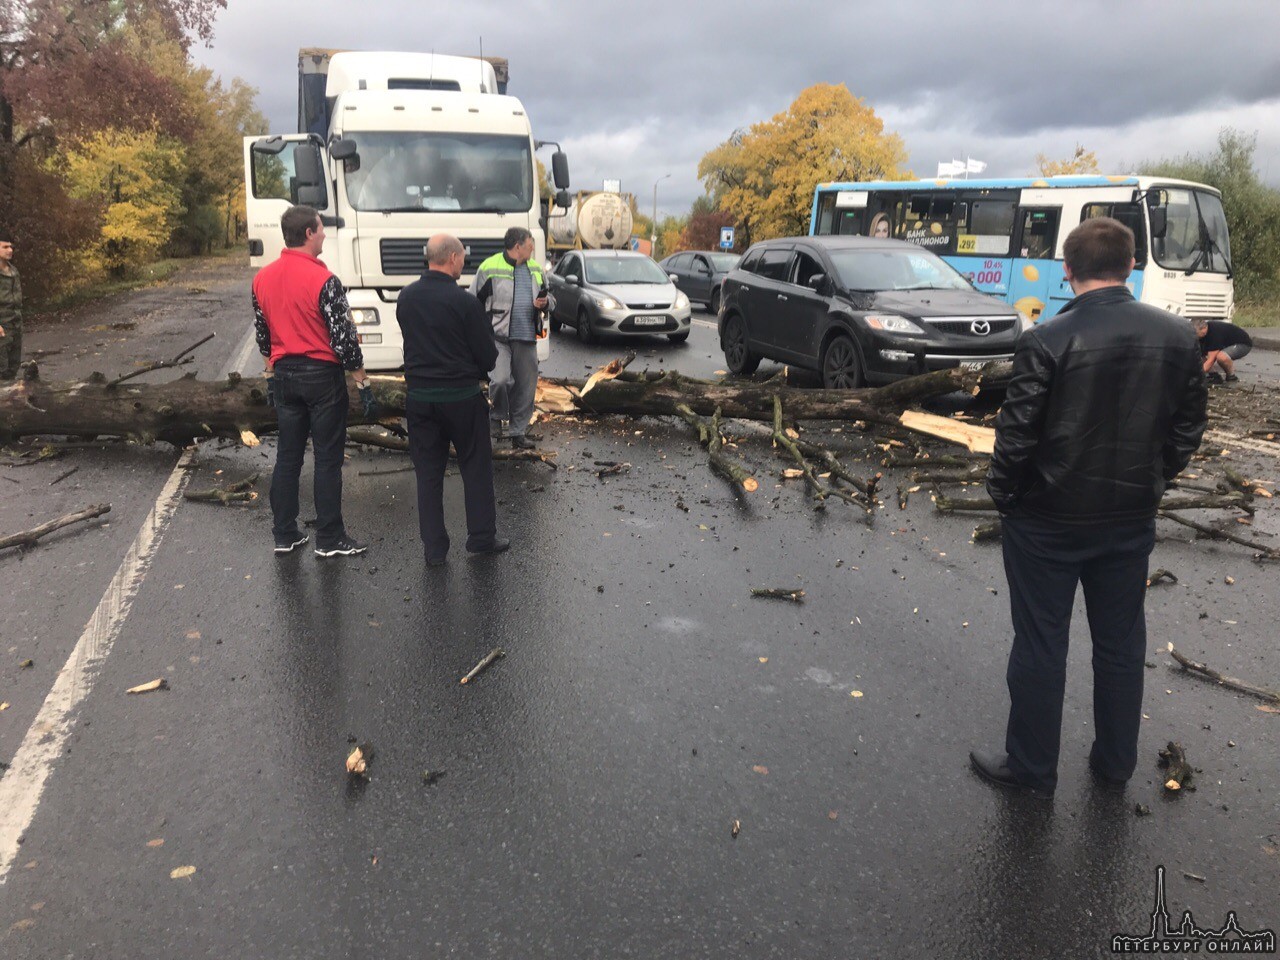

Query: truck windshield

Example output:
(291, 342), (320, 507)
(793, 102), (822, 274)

(1151, 188), (1232, 274)
(344, 132), (533, 213)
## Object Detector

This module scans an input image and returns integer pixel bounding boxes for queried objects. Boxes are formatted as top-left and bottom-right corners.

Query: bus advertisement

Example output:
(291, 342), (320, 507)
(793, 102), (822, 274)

(810, 176), (1233, 325)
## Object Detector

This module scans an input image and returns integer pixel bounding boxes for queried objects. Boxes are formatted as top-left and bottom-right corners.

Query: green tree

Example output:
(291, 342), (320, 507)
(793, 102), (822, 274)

(1140, 128), (1280, 304)
(698, 84), (909, 241)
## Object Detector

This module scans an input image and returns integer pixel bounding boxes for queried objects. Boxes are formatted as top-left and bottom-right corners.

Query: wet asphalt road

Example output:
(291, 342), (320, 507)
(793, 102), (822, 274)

(2, 265), (1278, 957)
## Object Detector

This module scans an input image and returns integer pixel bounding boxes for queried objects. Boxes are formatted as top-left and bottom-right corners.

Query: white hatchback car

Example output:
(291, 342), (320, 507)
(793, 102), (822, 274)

(547, 249), (693, 344)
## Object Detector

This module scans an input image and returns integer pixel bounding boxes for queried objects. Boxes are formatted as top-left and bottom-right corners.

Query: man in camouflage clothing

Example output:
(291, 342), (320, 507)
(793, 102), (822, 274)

(0, 229), (21, 380)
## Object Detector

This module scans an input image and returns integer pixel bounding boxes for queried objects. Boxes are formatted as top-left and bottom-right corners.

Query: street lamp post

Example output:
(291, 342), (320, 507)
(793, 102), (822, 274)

(651, 173), (671, 257)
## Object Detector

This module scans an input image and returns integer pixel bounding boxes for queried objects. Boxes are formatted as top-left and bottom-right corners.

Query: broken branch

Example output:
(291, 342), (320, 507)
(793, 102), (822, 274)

(1167, 642), (1280, 704)
(0, 503), (111, 552)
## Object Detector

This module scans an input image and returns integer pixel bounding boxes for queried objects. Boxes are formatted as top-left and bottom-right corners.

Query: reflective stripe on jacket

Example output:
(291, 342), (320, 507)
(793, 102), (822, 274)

(470, 252), (545, 342)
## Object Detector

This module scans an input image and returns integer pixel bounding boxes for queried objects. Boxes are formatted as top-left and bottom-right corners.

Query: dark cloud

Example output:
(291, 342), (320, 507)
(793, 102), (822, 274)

(195, 0), (1280, 214)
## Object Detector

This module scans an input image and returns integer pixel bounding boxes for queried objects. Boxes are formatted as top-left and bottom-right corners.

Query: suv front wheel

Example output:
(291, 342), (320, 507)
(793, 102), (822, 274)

(821, 334), (864, 389)
(722, 314), (760, 375)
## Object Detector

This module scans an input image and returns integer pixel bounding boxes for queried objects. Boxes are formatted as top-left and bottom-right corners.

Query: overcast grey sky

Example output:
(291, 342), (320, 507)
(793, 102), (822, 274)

(193, 0), (1280, 220)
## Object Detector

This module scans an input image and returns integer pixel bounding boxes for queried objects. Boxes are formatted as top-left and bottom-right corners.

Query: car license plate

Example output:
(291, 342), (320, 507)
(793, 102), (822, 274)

(633, 315), (665, 326)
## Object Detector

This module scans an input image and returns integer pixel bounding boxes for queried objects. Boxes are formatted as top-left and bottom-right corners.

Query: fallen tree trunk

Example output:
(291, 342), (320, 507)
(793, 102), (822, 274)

(2, 360), (996, 445)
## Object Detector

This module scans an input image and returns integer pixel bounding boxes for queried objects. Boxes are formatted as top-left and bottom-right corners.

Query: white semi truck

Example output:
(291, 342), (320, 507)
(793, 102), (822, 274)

(243, 49), (570, 370)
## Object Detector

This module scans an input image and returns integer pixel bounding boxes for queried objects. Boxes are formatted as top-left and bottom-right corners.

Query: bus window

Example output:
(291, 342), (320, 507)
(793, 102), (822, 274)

(1082, 201), (1147, 267)
(896, 193), (965, 252)
(966, 198), (1016, 256)
(815, 193), (837, 235)
(1017, 208), (1060, 260)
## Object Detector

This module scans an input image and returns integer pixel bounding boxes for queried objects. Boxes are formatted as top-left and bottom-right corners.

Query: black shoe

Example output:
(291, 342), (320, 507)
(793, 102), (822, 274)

(510, 435), (537, 450)
(467, 537), (510, 555)
(315, 536), (368, 558)
(1088, 761), (1128, 792)
(1205, 371), (1224, 384)
(1224, 373), (1239, 382)
(274, 533), (309, 555)
(969, 750), (1054, 800)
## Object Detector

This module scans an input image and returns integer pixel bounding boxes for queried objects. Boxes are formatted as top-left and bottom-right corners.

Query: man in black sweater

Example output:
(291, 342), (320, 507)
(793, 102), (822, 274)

(396, 234), (507, 564)
(971, 217), (1207, 800)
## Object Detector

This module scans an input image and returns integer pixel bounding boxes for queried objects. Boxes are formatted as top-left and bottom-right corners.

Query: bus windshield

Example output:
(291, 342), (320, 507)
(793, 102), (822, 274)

(828, 248), (973, 292)
(1151, 188), (1232, 274)
(343, 132), (533, 213)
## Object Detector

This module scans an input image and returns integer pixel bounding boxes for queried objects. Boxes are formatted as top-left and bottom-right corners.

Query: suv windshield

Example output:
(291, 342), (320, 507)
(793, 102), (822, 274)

(827, 248), (972, 292)
(344, 132), (533, 213)
(1150, 188), (1232, 273)
(585, 257), (670, 285)
(707, 253), (740, 272)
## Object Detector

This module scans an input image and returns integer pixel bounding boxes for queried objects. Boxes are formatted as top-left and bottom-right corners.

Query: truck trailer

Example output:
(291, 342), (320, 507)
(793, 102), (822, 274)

(244, 49), (569, 370)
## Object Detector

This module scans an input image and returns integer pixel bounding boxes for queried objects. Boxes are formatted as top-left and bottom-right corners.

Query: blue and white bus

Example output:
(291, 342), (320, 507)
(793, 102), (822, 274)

(810, 176), (1233, 324)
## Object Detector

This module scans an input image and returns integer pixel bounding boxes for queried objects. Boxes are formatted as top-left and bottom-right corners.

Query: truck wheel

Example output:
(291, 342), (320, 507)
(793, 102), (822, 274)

(577, 308), (597, 345)
(722, 314), (760, 375)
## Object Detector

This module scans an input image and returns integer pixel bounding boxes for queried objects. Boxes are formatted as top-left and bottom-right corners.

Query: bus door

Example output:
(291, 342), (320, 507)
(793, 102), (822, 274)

(1009, 207), (1062, 323)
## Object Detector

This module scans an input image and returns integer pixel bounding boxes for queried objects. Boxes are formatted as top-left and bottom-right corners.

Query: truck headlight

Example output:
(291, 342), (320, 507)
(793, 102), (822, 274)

(864, 314), (925, 335)
(674, 292), (690, 310)
(350, 308), (380, 326)
(591, 295), (622, 310)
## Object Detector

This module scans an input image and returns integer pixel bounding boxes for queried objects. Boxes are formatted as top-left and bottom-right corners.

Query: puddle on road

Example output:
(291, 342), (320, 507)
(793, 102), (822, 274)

(655, 616), (700, 634)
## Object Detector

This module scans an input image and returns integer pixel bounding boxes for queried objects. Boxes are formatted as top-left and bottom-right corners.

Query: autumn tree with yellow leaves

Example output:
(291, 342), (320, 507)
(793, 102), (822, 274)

(1036, 144), (1101, 176)
(698, 84), (909, 243)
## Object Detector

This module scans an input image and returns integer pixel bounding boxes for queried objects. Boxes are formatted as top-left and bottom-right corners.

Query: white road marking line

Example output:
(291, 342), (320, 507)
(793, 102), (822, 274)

(1204, 428), (1280, 459)
(693, 319), (718, 330)
(0, 447), (195, 883)
(0, 317), (244, 882)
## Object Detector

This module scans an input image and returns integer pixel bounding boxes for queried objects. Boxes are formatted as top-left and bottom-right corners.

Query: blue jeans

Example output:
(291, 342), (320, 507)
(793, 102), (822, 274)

(269, 358), (349, 547)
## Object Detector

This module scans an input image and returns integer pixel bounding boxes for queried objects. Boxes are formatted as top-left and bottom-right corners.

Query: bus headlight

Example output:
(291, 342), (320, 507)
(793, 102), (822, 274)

(350, 308), (380, 326)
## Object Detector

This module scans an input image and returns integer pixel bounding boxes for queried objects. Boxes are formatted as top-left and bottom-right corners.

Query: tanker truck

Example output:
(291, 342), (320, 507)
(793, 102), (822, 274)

(242, 49), (571, 370)
(546, 191), (636, 255)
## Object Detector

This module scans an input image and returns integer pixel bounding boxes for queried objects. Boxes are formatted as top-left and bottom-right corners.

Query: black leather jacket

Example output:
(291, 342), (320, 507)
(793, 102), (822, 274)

(986, 286), (1207, 523)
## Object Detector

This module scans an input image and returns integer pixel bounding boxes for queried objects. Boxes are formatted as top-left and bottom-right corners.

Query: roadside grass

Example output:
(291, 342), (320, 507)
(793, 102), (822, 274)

(1233, 299), (1280, 328)
(32, 246), (245, 317)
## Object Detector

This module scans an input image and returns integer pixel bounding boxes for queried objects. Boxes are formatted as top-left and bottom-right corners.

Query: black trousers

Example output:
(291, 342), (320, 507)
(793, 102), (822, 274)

(270, 358), (349, 547)
(406, 394), (497, 559)
(1001, 512), (1156, 793)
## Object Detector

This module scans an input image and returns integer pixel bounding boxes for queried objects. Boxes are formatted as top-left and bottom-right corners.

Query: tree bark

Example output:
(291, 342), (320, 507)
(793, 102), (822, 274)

(1, 362), (993, 444)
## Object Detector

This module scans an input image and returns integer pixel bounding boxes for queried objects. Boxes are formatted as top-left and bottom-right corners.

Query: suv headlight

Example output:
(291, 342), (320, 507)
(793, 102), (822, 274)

(674, 291), (690, 310)
(864, 314), (925, 335)
(591, 294), (622, 310)
(350, 308), (380, 326)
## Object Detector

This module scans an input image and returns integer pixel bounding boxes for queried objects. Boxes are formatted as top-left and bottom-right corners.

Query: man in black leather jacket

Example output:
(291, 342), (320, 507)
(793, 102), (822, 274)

(971, 217), (1207, 800)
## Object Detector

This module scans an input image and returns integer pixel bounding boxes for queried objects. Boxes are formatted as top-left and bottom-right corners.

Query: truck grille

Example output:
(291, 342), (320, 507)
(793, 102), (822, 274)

(379, 237), (506, 276)
(1184, 293), (1229, 319)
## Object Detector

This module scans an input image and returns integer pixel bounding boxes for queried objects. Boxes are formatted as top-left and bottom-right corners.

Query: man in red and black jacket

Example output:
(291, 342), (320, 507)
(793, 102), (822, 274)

(253, 205), (369, 558)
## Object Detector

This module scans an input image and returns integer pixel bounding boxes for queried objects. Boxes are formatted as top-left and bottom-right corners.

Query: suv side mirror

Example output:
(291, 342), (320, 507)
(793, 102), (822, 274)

(565, 274), (581, 286)
(805, 272), (827, 291)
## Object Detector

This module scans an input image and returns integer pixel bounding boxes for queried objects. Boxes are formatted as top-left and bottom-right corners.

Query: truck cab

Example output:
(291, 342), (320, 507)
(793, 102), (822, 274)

(244, 50), (569, 370)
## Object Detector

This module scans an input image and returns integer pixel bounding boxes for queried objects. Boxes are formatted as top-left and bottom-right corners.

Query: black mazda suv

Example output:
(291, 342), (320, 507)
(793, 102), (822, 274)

(717, 236), (1028, 387)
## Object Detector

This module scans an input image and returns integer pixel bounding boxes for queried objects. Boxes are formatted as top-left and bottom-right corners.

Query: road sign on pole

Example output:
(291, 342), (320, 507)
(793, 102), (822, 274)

(719, 226), (735, 250)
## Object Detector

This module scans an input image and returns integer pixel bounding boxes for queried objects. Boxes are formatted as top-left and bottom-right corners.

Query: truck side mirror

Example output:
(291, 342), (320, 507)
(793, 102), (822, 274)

(552, 151), (570, 190)
(555, 189), (572, 210)
(292, 143), (328, 208)
(252, 136), (287, 156)
(330, 138), (358, 161)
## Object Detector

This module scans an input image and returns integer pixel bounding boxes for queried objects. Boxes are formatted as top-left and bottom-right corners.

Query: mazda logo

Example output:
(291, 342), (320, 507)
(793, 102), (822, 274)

(970, 319), (992, 336)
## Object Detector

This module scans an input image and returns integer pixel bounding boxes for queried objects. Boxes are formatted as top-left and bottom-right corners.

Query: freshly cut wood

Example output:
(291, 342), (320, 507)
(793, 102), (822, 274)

(899, 410), (995, 454)
(0, 503), (111, 552)
(184, 474), (259, 505)
(579, 352), (635, 397)
(1158, 741), (1192, 792)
